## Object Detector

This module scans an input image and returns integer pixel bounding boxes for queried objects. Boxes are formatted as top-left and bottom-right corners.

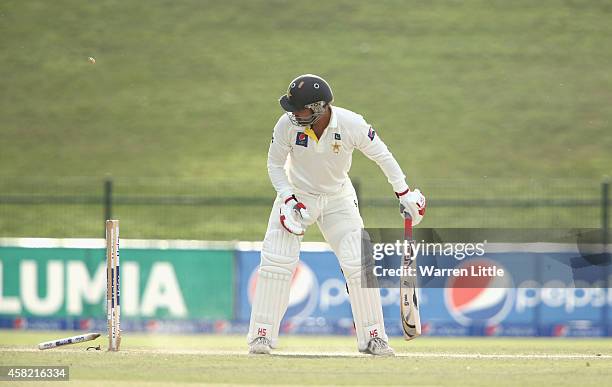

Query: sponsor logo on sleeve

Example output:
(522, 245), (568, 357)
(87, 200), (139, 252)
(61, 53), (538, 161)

(367, 127), (376, 141)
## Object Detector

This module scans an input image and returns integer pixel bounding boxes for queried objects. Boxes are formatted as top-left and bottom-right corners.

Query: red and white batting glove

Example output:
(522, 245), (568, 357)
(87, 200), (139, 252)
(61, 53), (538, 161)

(396, 188), (426, 226)
(280, 195), (312, 236)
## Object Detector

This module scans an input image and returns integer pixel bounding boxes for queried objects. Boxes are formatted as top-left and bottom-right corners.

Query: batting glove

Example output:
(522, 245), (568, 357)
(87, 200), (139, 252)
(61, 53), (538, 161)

(280, 195), (312, 236)
(396, 188), (426, 225)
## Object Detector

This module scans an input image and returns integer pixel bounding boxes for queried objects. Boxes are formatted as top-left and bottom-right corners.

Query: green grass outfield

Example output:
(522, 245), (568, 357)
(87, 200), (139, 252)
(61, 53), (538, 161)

(1, 1), (611, 239)
(1, 331), (611, 386)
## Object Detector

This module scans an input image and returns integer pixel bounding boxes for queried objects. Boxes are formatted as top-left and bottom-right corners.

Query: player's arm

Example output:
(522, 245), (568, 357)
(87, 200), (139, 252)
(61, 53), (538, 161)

(353, 121), (426, 225)
(267, 117), (312, 235)
(267, 117), (293, 200)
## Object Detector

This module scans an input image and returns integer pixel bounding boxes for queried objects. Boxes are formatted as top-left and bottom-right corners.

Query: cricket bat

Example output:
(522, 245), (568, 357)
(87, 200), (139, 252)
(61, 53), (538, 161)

(400, 213), (421, 340)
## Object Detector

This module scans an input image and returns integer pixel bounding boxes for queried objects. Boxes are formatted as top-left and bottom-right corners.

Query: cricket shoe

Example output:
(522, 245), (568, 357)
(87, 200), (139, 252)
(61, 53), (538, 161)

(360, 338), (395, 357)
(248, 337), (272, 355)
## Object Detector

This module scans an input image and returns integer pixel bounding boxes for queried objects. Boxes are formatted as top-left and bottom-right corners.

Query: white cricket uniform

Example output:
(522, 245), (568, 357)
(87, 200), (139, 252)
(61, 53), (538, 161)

(248, 105), (409, 351)
(268, 105), (408, 198)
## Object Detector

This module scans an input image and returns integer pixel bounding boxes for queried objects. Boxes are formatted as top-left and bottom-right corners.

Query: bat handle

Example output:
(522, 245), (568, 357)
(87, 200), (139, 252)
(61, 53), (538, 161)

(404, 215), (413, 240)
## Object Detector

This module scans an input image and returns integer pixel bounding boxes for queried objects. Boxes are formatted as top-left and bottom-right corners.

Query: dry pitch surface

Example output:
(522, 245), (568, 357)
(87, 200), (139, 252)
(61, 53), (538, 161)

(1, 331), (611, 386)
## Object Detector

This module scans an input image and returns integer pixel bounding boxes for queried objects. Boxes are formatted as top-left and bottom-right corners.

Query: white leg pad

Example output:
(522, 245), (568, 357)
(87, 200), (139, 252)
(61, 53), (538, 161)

(247, 230), (300, 347)
(339, 230), (388, 350)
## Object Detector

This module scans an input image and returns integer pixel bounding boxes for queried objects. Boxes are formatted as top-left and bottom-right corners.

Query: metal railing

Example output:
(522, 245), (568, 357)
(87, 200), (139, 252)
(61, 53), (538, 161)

(0, 177), (609, 240)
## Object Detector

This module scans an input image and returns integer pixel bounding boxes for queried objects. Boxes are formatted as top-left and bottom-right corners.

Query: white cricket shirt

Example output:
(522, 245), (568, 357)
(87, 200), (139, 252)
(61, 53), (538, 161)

(267, 106), (409, 198)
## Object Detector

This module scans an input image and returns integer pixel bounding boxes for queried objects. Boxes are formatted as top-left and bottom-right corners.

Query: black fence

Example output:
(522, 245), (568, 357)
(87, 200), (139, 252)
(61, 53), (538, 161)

(0, 177), (609, 241)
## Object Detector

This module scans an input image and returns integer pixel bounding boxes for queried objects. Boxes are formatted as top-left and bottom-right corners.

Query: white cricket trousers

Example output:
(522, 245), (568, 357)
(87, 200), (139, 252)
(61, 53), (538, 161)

(247, 182), (387, 350)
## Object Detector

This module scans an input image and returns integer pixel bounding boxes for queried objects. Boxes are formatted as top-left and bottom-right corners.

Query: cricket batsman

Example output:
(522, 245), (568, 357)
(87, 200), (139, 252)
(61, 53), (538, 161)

(248, 74), (426, 356)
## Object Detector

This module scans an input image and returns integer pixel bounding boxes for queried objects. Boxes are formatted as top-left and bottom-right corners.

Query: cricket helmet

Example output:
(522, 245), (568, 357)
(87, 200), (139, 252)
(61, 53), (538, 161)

(279, 74), (333, 126)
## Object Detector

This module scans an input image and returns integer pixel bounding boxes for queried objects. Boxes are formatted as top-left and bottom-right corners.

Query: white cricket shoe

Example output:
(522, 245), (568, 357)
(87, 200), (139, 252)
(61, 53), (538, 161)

(248, 337), (272, 355)
(361, 338), (395, 357)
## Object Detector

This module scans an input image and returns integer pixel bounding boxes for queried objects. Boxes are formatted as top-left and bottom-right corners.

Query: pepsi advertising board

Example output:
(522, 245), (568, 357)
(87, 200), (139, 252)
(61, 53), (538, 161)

(236, 239), (612, 337)
(2, 236), (610, 336)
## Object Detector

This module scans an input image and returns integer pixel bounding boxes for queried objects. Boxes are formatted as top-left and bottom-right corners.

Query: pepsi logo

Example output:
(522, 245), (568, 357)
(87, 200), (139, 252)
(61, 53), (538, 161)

(13, 317), (26, 330)
(214, 320), (229, 333)
(444, 258), (514, 326)
(248, 262), (319, 324)
(485, 324), (501, 336)
(553, 324), (568, 337)
(421, 322), (431, 335)
(281, 321), (297, 333)
(79, 318), (92, 330)
(146, 320), (160, 332)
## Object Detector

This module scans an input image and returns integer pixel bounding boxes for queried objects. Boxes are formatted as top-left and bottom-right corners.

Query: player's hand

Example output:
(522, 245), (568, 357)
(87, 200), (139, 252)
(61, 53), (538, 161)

(396, 188), (426, 225)
(279, 195), (312, 236)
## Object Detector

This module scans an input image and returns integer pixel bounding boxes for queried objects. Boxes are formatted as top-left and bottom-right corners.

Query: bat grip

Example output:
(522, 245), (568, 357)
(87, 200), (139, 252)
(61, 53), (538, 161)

(404, 215), (413, 240)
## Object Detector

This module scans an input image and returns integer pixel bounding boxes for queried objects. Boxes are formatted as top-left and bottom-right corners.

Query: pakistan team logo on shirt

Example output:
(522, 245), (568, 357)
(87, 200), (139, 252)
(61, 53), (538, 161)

(332, 133), (342, 154)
